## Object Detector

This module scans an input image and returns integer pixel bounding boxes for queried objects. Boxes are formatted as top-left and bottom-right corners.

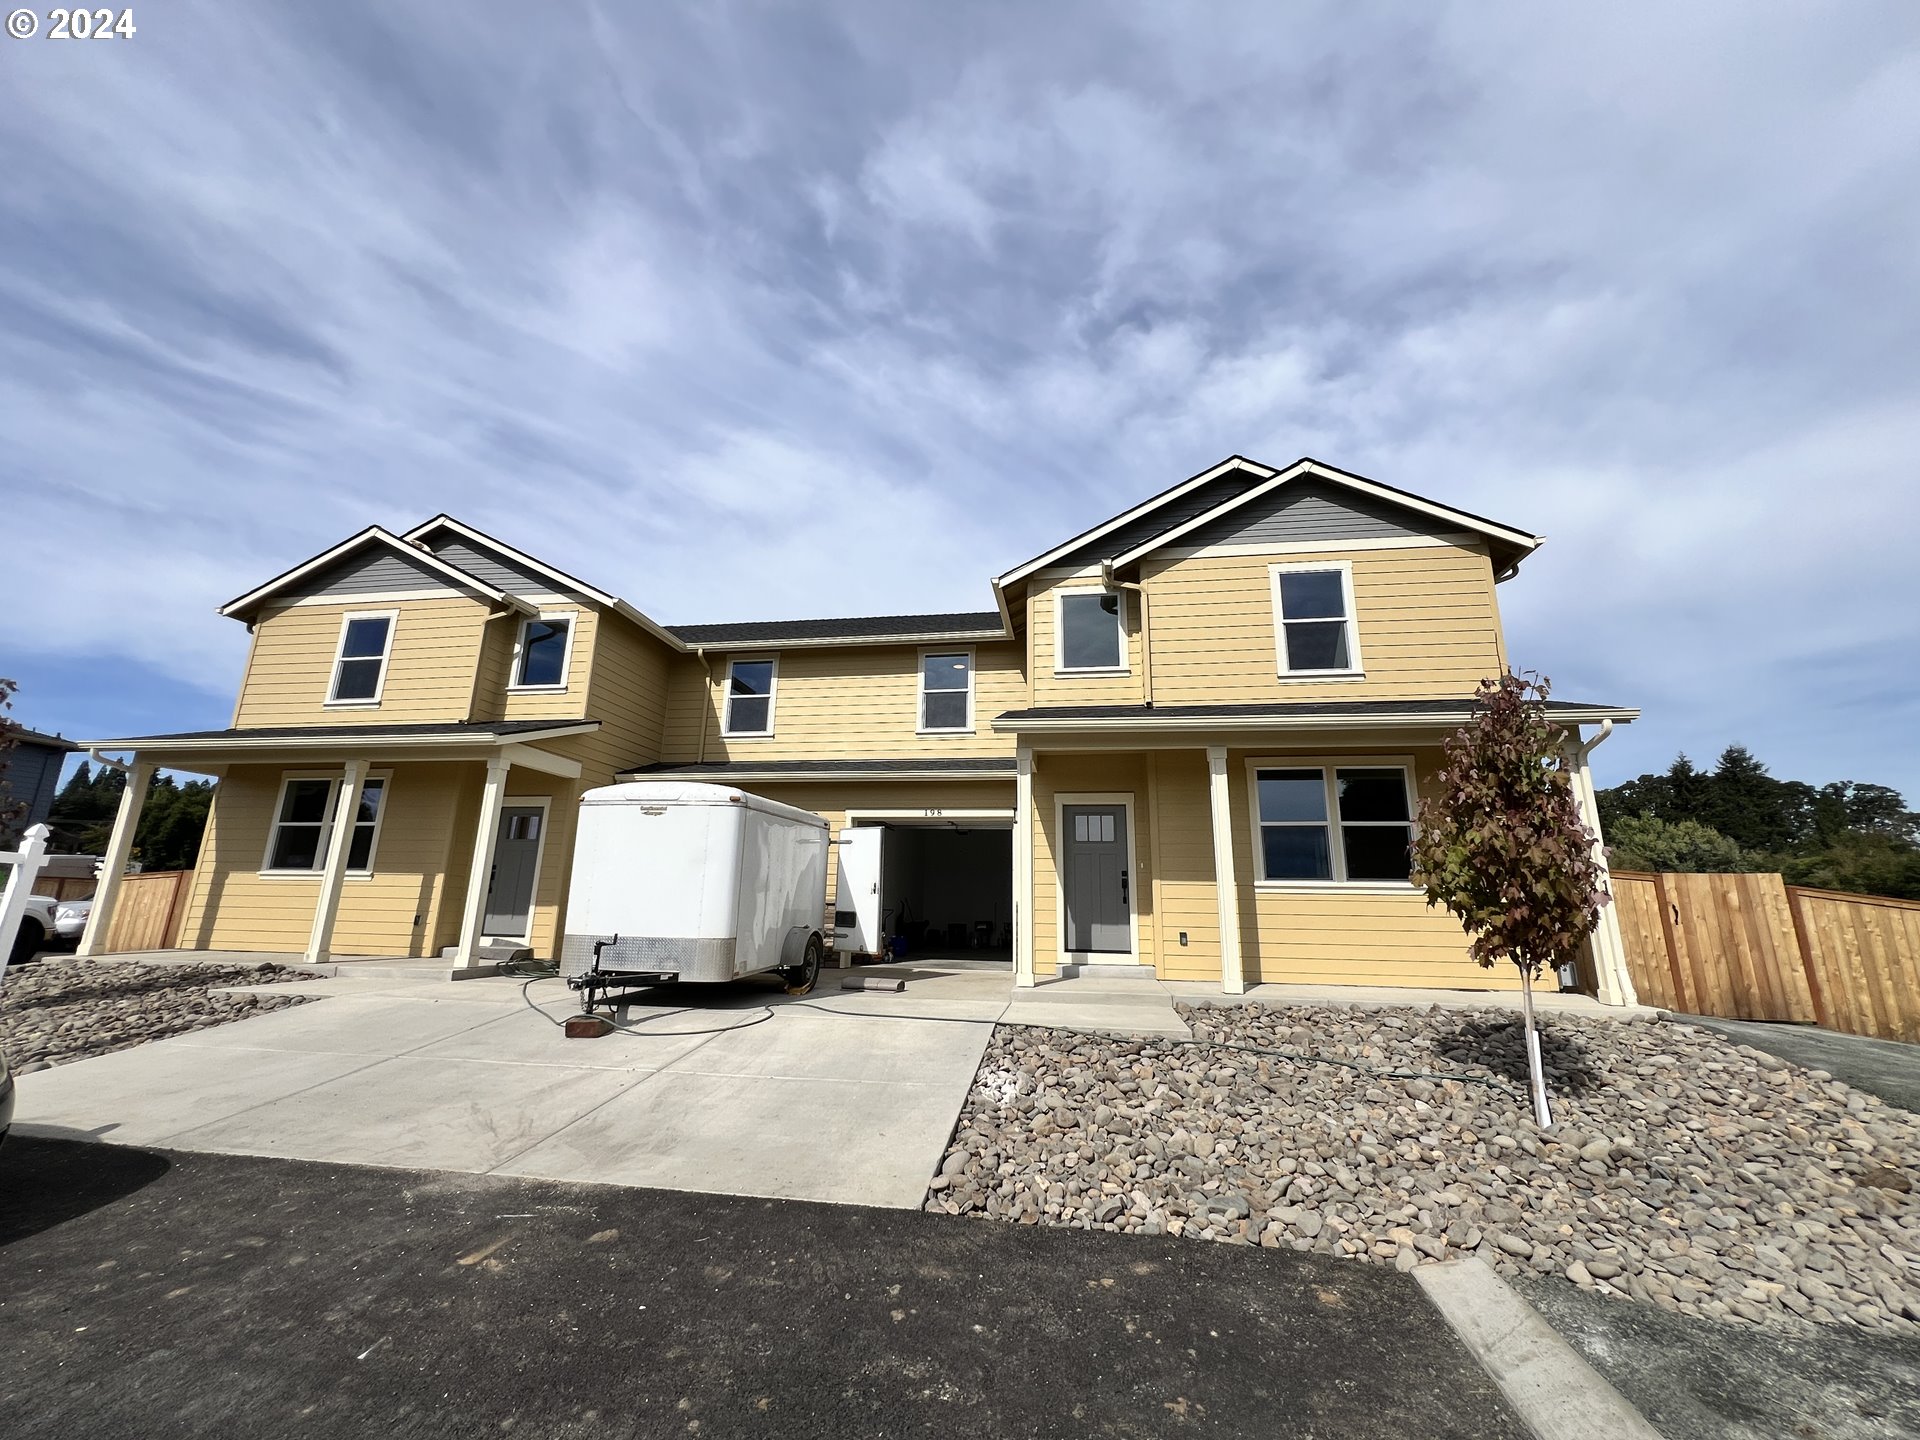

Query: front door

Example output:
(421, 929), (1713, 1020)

(483, 806), (544, 937)
(1061, 803), (1130, 954)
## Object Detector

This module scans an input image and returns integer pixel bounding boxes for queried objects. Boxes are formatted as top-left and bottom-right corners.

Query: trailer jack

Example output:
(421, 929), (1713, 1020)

(566, 934), (680, 1017)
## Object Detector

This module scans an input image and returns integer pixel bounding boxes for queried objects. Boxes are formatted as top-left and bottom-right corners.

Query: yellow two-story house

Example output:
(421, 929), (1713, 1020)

(79, 457), (1639, 1003)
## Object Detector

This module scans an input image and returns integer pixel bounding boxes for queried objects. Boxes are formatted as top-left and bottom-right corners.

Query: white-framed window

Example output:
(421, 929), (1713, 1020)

(1270, 562), (1362, 677)
(919, 649), (974, 733)
(1055, 588), (1126, 674)
(262, 771), (390, 875)
(1248, 758), (1414, 885)
(510, 612), (575, 690)
(326, 610), (397, 705)
(722, 657), (777, 737)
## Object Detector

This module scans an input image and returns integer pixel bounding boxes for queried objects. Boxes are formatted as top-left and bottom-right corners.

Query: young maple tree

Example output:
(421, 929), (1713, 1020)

(1410, 671), (1608, 1127)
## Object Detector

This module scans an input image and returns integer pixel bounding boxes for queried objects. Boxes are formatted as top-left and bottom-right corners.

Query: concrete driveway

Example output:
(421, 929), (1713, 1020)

(11, 964), (1010, 1208)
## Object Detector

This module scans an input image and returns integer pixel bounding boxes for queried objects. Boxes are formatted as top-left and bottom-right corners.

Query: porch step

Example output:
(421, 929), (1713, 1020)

(1054, 962), (1159, 982)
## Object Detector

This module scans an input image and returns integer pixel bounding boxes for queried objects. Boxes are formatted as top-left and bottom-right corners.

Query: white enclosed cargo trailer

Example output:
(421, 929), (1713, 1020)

(561, 781), (829, 1011)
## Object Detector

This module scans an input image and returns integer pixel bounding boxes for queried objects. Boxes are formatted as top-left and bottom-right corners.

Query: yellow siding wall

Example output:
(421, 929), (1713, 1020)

(179, 762), (472, 957)
(1140, 543), (1507, 703)
(1144, 751), (1223, 982)
(1025, 577), (1147, 707)
(1226, 746), (1516, 990)
(659, 643), (1027, 762)
(234, 597), (499, 726)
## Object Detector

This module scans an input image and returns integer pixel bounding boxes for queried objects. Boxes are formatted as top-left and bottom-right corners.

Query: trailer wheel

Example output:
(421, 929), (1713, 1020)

(783, 934), (823, 996)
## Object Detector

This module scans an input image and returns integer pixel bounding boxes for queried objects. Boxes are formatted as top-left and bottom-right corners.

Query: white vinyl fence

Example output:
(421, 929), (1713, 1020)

(0, 822), (52, 987)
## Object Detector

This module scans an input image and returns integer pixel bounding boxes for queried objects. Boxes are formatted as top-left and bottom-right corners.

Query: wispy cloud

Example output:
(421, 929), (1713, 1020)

(3, 0), (1917, 794)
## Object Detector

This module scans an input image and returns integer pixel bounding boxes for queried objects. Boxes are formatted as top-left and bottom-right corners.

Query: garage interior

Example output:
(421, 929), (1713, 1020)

(875, 821), (1012, 963)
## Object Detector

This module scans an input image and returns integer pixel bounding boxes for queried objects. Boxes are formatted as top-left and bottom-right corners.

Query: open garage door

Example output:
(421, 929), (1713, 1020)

(832, 815), (1013, 963)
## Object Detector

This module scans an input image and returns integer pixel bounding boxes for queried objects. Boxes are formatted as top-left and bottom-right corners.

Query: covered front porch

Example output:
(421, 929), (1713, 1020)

(76, 720), (601, 973)
(1002, 700), (1641, 1005)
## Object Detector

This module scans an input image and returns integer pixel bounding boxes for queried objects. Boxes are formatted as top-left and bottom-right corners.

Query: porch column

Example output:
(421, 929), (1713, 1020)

(1206, 746), (1246, 995)
(1567, 740), (1637, 1008)
(454, 755), (511, 969)
(76, 759), (154, 957)
(1013, 746), (1036, 988)
(304, 759), (368, 965)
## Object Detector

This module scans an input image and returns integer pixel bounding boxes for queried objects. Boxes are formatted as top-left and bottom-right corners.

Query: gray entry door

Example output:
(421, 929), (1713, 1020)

(1062, 804), (1130, 954)
(483, 806), (544, 936)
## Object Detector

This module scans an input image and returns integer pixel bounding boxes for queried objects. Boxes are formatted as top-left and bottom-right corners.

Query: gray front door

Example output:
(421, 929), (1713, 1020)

(483, 806), (544, 936)
(1062, 804), (1130, 954)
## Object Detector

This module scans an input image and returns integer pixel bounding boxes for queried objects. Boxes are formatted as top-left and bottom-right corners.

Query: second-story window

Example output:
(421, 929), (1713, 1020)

(920, 651), (973, 732)
(723, 658), (776, 736)
(513, 614), (573, 689)
(1271, 563), (1361, 676)
(328, 612), (395, 705)
(1057, 590), (1124, 672)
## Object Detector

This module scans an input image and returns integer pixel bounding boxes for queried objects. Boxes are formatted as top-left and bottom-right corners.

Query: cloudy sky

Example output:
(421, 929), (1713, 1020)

(4, 2), (1917, 795)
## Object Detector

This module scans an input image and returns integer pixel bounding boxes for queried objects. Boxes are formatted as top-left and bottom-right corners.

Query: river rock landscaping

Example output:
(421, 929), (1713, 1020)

(927, 1000), (1920, 1334)
(1, 957), (317, 1070)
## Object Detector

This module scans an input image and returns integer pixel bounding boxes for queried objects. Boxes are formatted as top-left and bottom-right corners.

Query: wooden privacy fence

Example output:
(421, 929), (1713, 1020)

(1614, 870), (1920, 1043)
(101, 869), (193, 954)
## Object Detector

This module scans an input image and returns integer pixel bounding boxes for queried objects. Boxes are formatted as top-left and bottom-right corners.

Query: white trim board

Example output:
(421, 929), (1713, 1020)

(916, 645), (977, 736)
(1051, 790), (1142, 967)
(220, 526), (530, 621)
(1153, 533), (1484, 561)
(1108, 460), (1540, 570)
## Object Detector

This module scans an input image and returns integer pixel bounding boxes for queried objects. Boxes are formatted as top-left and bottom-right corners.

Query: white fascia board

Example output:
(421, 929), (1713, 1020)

(685, 628), (1008, 652)
(1106, 460), (1542, 571)
(992, 455), (1280, 591)
(990, 707), (1639, 734)
(219, 527), (529, 620)
(84, 721), (603, 756)
(617, 764), (1016, 781)
(403, 514), (689, 654)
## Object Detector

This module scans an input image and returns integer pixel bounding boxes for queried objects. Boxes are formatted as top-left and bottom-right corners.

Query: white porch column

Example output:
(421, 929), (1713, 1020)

(454, 756), (512, 969)
(1568, 741), (1637, 1008)
(1206, 746), (1246, 995)
(1013, 746), (1036, 988)
(304, 759), (368, 965)
(77, 759), (154, 957)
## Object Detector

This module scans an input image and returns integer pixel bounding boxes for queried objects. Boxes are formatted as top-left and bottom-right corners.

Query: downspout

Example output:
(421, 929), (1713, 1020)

(88, 748), (132, 774)
(1100, 560), (1152, 707)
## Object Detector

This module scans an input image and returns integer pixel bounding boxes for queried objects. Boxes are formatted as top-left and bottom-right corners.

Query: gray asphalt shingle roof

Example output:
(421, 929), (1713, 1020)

(666, 612), (1003, 645)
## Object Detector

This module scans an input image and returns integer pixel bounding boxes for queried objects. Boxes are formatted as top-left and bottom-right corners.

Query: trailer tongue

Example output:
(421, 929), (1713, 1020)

(560, 781), (830, 1014)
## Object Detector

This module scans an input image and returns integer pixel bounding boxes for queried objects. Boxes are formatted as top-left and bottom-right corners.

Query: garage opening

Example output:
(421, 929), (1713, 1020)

(833, 815), (1013, 963)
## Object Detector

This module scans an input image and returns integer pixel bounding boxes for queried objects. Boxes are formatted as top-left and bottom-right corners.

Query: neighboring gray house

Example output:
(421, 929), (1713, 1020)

(2, 725), (78, 844)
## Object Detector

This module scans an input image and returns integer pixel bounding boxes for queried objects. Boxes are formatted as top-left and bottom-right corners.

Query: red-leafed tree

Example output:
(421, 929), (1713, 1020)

(1410, 672), (1608, 1127)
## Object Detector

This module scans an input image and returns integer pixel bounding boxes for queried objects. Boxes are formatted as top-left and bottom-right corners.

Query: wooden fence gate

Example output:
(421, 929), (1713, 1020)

(101, 869), (194, 954)
(1614, 870), (1920, 1043)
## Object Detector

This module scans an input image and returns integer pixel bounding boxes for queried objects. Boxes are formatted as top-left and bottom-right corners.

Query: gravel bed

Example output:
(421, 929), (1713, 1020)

(927, 1000), (1920, 1334)
(1, 957), (318, 1070)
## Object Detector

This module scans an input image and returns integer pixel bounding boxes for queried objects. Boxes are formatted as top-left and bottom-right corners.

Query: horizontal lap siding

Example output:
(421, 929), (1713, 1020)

(235, 597), (494, 726)
(1148, 751), (1220, 982)
(178, 763), (472, 957)
(1027, 578), (1145, 707)
(1142, 545), (1506, 704)
(659, 643), (1026, 762)
(1226, 746), (1508, 988)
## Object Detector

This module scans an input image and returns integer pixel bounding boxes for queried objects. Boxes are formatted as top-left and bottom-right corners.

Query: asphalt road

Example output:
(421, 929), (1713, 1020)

(1694, 1017), (1920, 1116)
(0, 1136), (1523, 1440)
(1517, 1274), (1920, 1440)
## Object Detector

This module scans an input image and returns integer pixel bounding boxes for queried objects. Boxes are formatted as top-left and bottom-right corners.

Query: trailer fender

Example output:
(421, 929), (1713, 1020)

(778, 925), (818, 971)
